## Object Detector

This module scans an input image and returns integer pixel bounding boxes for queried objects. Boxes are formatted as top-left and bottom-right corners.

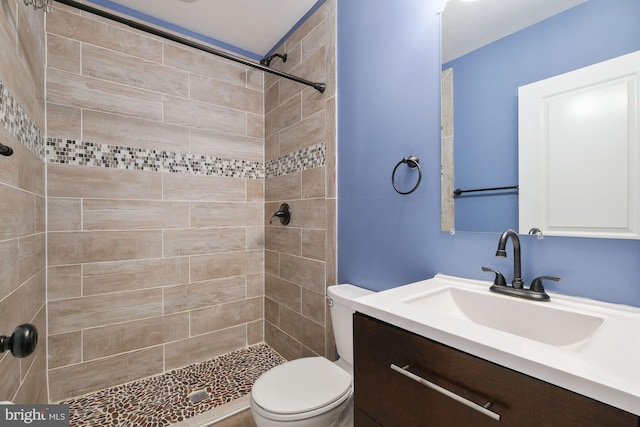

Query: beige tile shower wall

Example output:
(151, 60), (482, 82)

(46, 5), (265, 401)
(0, 1), (47, 404)
(441, 68), (454, 231)
(263, 0), (337, 361)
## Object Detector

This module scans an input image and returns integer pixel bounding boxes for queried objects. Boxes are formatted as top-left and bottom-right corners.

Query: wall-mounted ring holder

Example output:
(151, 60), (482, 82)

(392, 155), (422, 195)
(270, 203), (291, 225)
(0, 324), (38, 358)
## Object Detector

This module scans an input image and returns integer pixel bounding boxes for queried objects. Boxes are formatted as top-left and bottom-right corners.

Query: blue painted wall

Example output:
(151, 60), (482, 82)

(337, 0), (640, 307)
(447, 0), (640, 232)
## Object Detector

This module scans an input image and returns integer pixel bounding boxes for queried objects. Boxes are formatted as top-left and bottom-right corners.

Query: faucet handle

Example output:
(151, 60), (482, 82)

(269, 203), (291, 225)
(481, 267), (507, 287)
(530, 276), (561, 293)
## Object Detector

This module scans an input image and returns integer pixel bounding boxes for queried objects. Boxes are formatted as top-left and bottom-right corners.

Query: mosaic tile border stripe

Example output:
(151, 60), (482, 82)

(0, 80), (327, 176)
(0, 81), (45, 159)
(265, 142), (326, 179)
(47, 138), (326, 179)
(62, 343), (285, 427)
(47, 138), (265, 179)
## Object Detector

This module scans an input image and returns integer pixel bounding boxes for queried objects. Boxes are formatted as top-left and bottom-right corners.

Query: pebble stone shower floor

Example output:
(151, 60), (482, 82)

(61, 344), (286, 426)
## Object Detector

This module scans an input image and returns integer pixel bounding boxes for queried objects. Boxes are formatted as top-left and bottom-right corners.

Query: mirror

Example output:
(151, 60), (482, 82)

(440, 0), (640, 234)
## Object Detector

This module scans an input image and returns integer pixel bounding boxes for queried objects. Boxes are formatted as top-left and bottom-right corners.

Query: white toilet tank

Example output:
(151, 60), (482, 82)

(327, 284), (374, 366)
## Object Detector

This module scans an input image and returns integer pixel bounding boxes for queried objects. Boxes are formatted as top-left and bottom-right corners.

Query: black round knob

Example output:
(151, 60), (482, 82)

(1, 324), (38, 358)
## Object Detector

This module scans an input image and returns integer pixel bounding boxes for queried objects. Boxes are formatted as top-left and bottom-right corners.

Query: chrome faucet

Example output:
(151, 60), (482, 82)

(482, 229), (560, 301)
(496, 229), (524, 289)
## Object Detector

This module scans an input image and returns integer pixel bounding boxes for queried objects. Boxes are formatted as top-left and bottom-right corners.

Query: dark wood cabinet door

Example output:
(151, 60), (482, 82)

(354, 407), (382, 427)
(354, 313), (638, 427)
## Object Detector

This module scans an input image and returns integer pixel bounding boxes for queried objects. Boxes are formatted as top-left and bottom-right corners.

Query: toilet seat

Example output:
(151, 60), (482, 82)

(251, 357), (352, 420)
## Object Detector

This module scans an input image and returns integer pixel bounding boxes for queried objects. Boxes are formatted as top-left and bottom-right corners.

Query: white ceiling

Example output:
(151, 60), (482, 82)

(442, 0), (588, 63)
(88, 0), (319, 58)
(87, 0), (589, 64)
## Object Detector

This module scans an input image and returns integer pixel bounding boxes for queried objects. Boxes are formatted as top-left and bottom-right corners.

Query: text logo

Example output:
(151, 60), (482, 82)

(0, 405), (69, 426)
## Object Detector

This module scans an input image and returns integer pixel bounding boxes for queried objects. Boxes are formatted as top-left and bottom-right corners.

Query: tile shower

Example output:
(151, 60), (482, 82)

(0, 0), (337, 422)
(46, 3), (268, 401)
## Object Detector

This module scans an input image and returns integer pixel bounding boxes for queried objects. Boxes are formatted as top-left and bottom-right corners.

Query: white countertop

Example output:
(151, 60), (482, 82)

(350, 274), (640, 416)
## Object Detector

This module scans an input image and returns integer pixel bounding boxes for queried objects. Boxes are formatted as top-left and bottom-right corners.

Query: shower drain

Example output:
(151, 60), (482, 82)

(188, 389), (210, 404)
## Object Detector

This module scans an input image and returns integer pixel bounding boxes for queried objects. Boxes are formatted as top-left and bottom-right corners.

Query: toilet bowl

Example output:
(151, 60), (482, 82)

(250, 284), (373, 427)
(250, 357), (353, 427)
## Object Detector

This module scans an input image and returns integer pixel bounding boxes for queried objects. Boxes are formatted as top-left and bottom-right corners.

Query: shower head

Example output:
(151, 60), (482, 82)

(260, 53), (288, 67)
(23, 0), (53, 12)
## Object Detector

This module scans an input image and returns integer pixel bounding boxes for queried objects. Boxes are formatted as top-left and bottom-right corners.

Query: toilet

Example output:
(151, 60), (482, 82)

(250, 284), (373, 427)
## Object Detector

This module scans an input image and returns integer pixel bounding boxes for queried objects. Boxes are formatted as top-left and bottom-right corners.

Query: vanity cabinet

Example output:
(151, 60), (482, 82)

(353, 313), (638, 427)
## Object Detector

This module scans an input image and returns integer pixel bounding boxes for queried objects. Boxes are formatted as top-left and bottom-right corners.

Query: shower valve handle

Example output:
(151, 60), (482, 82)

(270, 204), (291, 225)
(0, 323), (38, 358)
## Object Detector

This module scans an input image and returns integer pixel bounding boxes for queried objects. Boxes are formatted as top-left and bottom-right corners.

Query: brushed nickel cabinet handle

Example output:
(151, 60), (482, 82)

(390, 364), (501, 421)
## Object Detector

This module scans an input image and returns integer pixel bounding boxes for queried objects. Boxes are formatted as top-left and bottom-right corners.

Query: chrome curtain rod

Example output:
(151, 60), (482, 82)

(53, 0), (326, 93)
(453, 185), (518, 196)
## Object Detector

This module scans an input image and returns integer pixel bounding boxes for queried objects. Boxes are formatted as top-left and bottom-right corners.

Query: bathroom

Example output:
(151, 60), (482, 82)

(1, 0), (639, 425)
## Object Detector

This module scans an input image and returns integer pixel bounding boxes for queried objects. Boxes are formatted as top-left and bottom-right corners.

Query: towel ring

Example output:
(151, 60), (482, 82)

(392, 155), (422, 195)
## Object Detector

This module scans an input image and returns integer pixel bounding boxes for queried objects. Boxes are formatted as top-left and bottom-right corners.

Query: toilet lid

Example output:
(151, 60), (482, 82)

(252, 357), (352, 415)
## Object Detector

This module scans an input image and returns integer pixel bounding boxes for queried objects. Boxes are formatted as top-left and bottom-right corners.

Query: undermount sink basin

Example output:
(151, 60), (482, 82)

(402, 287), (605, 347)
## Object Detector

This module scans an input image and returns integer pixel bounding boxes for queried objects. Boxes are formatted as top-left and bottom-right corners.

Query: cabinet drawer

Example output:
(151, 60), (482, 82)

(354, 313), (637, 427)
